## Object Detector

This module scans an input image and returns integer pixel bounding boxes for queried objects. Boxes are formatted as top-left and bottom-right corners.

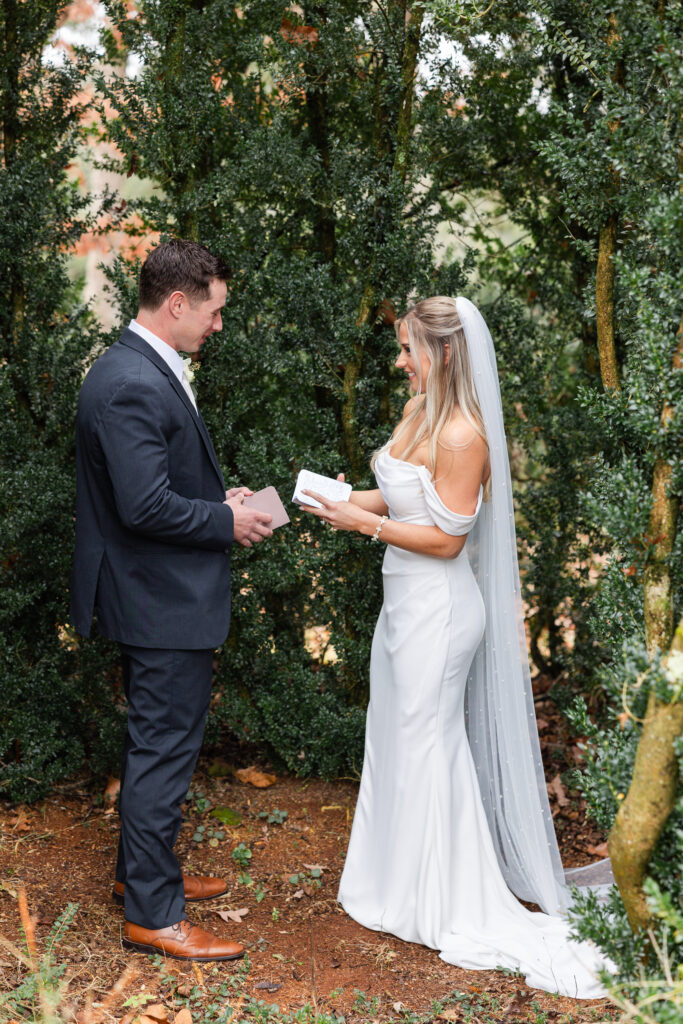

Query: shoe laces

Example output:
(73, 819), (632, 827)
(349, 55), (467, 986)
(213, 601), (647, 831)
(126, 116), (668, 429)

(171, 918), (195, 938)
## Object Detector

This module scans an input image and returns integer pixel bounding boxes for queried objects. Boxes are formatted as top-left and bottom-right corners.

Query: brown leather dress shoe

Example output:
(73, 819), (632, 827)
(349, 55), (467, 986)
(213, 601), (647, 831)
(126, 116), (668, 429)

(123, 918), (244, 961)
(113, 875), (227, 906)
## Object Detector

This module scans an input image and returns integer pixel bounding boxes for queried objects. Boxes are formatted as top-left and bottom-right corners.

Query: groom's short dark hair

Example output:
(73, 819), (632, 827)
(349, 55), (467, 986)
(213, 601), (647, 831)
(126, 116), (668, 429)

(139, 239), (229, 310)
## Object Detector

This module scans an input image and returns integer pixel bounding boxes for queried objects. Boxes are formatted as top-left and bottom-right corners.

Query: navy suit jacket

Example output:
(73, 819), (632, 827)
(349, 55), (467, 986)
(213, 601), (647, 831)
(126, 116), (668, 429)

(70, 328), (234, 649)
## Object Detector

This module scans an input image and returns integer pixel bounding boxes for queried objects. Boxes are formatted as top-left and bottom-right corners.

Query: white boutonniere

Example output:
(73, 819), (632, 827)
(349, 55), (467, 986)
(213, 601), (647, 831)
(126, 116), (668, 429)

(181, 356), (198, 385)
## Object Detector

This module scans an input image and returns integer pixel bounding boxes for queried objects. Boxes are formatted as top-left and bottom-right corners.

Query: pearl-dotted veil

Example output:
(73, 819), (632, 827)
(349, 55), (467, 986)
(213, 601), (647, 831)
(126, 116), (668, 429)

(457, 296), (581, 915)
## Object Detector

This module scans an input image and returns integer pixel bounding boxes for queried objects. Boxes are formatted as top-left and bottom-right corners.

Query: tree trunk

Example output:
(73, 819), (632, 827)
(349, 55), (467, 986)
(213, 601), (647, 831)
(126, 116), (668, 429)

(608, 317), (682, 933)
(608, 617), (683, 931)
(1, 0), (18, 169)
(303, 4), (335, 266)
(161, 2), (202, 241)
(642, 140), (683, 654)
(394, 2), (423, 183)
(606, 299), (679, 933)
(608, 304), (682, 935)
(599, 10), (682, 934)
(595, 213), (619, 392)
(643, 455), (678, 657)
(595, 13), (623, 393)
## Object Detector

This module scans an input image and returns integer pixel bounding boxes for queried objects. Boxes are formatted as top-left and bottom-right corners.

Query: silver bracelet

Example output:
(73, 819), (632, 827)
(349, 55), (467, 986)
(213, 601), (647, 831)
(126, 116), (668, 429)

(371, 515), (388, 542)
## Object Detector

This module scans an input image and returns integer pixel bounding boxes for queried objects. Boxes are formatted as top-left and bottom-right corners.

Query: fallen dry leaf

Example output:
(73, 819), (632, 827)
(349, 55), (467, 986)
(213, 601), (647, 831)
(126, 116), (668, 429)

(175, 983), (192, 997)
(587, 841), (609, 857)
(215, 907), (249, 924)
(437, 1010), (461, 1021)
(235, 766), (276, 788)
(292, 889), (305, 899)
(174, 1010), (193, 1024)
(140, 1005), (169, 1022)
(393, 1002), (406, 1013)
(546, 774), (570, 808)
(9, 811), (31, 832)
(302, 863), (326, 872)
(103, 776), (121, 815)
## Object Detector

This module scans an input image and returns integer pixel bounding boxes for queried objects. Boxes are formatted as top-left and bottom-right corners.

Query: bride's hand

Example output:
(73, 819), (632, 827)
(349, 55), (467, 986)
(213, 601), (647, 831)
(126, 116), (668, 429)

(300, 489), (365, 532)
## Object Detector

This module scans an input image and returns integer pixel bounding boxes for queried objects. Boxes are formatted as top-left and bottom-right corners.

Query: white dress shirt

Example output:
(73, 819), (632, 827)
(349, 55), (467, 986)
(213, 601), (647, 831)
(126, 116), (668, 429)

(128, 319), (197, 411)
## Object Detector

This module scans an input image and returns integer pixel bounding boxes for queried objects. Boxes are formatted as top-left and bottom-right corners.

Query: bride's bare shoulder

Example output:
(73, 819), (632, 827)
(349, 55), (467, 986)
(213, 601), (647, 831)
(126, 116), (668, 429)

(434, 415), (488, 512)
(438, 414), (488, 456)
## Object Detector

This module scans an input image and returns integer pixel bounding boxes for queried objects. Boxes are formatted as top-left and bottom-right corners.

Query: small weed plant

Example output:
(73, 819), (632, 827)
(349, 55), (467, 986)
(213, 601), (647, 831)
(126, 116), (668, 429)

(259, 809), (288, 826)
(0, 894), (78, 1024)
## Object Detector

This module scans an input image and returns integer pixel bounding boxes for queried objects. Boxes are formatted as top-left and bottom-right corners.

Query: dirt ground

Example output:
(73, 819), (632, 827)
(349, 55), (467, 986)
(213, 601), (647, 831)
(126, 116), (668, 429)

(0, 697), (616, 1024)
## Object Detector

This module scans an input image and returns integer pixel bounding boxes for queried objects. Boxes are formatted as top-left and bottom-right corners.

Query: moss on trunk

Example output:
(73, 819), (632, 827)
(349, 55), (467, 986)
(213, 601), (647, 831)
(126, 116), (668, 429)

(608, 618), (683, 932)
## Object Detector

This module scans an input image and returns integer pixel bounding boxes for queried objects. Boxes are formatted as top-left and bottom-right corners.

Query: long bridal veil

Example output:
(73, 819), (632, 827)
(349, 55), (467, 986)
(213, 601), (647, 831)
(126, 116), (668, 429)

(455, 297), (613, 917)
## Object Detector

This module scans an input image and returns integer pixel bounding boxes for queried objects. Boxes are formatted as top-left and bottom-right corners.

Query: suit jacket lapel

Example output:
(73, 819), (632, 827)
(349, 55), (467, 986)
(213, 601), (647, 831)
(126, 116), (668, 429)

(119, 329), (226, 490)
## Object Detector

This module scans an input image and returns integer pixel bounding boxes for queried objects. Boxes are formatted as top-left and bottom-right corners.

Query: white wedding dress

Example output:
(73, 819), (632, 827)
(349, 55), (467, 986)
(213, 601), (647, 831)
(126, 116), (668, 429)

(338, 451), (609, 1000)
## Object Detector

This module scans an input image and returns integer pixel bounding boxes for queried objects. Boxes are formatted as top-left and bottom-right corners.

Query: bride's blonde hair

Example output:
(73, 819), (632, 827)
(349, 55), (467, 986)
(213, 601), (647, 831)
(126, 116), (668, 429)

(373, 296), (487, 478)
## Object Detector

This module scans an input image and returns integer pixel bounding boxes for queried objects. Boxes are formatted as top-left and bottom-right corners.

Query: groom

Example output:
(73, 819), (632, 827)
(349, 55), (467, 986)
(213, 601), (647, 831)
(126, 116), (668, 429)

(70, 239), (272, 961)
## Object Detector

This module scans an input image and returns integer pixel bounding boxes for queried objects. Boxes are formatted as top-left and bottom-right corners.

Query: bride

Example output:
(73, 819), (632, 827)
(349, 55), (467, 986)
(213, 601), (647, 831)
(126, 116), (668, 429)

(301, 296), (610, 999)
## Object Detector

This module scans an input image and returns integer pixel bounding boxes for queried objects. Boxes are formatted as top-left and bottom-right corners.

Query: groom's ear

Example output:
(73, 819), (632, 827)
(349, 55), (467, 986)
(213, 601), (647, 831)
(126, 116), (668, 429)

(168, 290), (187, 319)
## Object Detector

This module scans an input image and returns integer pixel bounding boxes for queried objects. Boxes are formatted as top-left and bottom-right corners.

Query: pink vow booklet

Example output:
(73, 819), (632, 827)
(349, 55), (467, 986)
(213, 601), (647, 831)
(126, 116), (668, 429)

(242, 486), (290, 529)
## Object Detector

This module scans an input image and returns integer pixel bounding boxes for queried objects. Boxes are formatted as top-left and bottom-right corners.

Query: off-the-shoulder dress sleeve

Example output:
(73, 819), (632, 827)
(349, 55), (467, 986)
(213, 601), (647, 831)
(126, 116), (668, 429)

(417, 465), (483, 536)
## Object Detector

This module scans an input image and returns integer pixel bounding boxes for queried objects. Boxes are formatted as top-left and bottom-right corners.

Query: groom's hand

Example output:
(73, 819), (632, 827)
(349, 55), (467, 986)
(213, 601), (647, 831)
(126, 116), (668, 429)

(225, 493), (273, 547)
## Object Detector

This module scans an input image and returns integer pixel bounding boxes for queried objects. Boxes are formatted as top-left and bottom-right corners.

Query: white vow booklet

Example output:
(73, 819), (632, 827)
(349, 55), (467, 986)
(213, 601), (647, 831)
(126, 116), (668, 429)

(292, 469), (352, 510)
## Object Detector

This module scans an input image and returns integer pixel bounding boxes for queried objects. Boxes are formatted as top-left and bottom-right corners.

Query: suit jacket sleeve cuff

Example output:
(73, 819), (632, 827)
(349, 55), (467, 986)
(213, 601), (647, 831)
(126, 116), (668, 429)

(218, 500), (234, 549)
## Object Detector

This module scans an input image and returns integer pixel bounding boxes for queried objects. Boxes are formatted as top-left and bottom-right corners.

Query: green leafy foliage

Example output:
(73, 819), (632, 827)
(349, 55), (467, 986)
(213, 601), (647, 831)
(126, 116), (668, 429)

(258, 808), (288, 825)
(97, 0), (466, 777)
(0, 2), (123, 801)
(231, 842), (253, 870)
